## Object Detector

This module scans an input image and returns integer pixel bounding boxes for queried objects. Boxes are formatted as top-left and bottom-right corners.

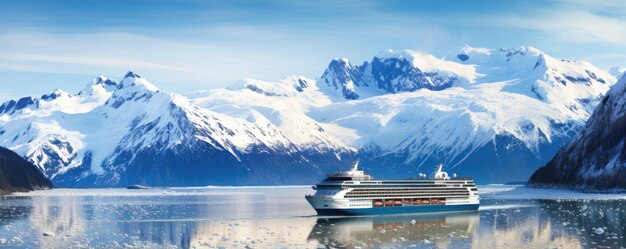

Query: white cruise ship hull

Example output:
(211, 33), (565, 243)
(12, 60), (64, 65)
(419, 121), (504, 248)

(306, 195), (479, 216)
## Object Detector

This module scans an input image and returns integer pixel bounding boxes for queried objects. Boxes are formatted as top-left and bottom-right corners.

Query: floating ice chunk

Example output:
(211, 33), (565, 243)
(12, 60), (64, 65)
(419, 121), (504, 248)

(10, 237), (23, 244)
(595, 228), (605, 234)
(43, 232), (55, 237)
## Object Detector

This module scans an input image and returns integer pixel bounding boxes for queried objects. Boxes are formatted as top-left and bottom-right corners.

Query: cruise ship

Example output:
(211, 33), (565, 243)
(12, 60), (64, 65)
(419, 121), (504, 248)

(305, 162), (479, 216)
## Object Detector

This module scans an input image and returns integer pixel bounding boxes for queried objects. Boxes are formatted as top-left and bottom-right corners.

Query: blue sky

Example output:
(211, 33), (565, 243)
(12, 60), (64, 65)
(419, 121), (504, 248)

(1, 0), (625, 101)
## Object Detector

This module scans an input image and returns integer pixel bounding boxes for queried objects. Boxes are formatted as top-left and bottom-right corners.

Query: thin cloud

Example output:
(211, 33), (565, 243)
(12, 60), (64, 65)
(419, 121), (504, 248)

(491, 8), (626, 46)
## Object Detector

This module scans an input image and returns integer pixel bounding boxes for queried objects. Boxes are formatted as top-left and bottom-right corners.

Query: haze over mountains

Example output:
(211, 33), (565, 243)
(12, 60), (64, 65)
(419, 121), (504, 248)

(0, 46), (620, 186)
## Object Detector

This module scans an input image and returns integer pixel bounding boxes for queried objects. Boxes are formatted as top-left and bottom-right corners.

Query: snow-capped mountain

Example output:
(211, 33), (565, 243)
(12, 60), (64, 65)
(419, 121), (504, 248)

(454, 46), (613, 118)
(529, 74), (626, 190)
(319, 49), (476, 100)
(0, 45), (618, 186)
(0, 72), (354, 187)
(189, 76), (351, 152)
(309, 46), (616, 183)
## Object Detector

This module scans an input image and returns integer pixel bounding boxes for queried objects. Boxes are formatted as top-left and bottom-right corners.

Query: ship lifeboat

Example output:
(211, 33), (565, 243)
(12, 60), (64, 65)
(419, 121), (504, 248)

(394, 200), (402, 206)
(374, 200), (384, 207)
(421, 199), (430, 204)
(384, 200), (394, 206)
(413, 199), (421, 205)
(439, 198), (446, 203)
(431, 199), (438, 204)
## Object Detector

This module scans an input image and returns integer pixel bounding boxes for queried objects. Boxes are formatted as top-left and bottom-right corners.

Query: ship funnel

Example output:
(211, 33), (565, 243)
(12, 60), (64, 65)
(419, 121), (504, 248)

(433, 164), (450, 179)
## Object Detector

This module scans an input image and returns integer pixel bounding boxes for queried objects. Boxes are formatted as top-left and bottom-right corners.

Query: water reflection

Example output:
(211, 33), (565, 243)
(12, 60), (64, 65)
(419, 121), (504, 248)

(308, 213), (479, 248)
(539, 199), (626, 248)
(1, 188), (626, 248)
(472, 201), (583, 249)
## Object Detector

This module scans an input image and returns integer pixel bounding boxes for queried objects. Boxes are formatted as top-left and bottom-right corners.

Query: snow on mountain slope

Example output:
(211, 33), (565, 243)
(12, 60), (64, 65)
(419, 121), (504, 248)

(310, 46), (617, 182)
(454, 46), (615, 119)
(185, 46), (617, 183)
(0, 72), (354, 187)
(311, 85), (570, 157)
(529, 74), (626, 190)
(0, 77), (119, 178)
(319, 46), (615, 122)
(0, 77), (117, 117)
(318, 49), (477, 100)
(308, 84), (584, 182)
(189, 76), (355, 152)
(0, 45), (617, 186)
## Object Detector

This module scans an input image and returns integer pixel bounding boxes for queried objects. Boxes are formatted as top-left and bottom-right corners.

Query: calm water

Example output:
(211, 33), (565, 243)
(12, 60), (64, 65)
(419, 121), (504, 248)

(0, 186), (625, 248)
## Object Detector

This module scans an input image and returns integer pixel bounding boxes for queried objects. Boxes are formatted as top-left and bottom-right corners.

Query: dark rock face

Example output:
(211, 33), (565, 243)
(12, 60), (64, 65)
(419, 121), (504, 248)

(0, 97), (36, 115)
(529, 76), (626, 190)
(368, 57), (454, 93)
(320, 59), (365, 100)
(320, 56), (457, 100)
(0, 147), (52, 194)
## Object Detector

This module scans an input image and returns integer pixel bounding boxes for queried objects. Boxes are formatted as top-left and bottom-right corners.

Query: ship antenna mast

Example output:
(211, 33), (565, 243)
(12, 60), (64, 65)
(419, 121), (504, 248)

(352, 160), (360, 171)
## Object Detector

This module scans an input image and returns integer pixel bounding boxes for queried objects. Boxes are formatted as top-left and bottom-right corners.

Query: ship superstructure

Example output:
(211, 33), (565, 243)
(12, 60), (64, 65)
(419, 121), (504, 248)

(305, 162), (479, 215)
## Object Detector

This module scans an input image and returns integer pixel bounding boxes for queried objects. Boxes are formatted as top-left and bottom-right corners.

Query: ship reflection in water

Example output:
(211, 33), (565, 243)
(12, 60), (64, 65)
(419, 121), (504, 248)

(308, 213), (479, 248)
(0, 187), (625, 248)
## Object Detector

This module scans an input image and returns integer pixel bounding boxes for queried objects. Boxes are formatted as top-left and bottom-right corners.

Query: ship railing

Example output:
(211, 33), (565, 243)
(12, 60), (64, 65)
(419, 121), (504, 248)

(326, 172), (372, 178)
(403, 177), (473, 181)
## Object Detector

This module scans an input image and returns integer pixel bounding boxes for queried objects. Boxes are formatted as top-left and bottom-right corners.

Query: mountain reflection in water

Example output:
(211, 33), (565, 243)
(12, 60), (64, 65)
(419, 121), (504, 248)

(1, 187), (626, 248)
(308, 213), (478, 248)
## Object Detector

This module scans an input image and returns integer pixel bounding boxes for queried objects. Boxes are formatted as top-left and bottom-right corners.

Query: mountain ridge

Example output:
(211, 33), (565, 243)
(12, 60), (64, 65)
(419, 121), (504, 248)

(0, 46), (619, 185)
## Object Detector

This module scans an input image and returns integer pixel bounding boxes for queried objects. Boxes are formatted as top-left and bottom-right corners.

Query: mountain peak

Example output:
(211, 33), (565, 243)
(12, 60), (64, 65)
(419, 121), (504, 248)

(328, 58), (351, 67)
(124, 71), (141, 79)
(105, 72), (161, 108)
(92, 76), (117, 86)
(78, 76), (118, 96)
(41, 89), (69, 100)
(118, 71), (159, 92)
